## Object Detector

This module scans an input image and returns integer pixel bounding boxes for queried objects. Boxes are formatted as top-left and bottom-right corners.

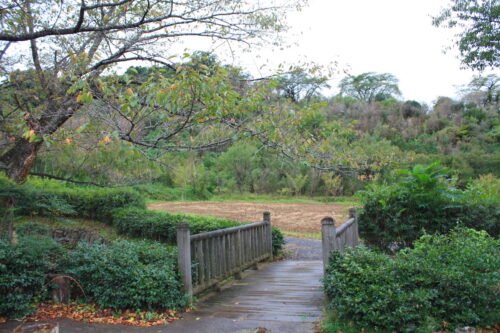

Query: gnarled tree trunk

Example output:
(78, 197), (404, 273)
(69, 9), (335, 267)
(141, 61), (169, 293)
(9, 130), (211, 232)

(1, 138), (43, 184)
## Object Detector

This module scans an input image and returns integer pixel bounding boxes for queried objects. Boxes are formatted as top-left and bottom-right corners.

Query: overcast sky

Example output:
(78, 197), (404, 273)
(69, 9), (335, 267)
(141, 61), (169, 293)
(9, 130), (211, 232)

(201, 0), (498, 105)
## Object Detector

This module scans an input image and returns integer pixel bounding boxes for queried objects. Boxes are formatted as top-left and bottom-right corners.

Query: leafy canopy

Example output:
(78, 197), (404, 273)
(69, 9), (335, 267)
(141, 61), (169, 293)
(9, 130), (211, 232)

(0, 0), (304, 184)
(433, 0), (500, 70)
(339, 72), (401, 103)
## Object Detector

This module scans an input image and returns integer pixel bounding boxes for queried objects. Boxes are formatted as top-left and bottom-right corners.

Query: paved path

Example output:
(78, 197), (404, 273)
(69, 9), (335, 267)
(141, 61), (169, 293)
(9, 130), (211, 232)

(284, 236), (322, 261)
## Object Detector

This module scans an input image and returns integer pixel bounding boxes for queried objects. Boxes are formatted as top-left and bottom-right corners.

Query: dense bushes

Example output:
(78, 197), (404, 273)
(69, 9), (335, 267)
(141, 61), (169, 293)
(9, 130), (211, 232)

(63, 187), (145, 221)
(358, 163), (499, 250)
(112, 208), (239, 243)
(0, 176), (145, 222)
(0, 236), (63, 318)
(132, 183), (209, 201)
(61, 240), (186, 310)
(0, 236), (186, 317)
(323, 228), (500, 332)
(112, 208), (285, 255)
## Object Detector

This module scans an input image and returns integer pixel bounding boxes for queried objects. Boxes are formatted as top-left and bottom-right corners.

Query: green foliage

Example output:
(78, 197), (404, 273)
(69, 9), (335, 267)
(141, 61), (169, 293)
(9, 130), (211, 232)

(0, 176), (145, 222)
(112, 208), (241, 243)
(464, 173), (500, 204)
(358, 162), (499, 250)
(323, 228), (500, 332)
(132, 184), (202, 201)
(271, 226), (285, 256)
(15, 222), (51, 237)
(339, 72), (401, 102)
(275, 67), (330, 103)
(61, 187), (145, 222)
(0, 235), (63, 318)
(433, 0), (500, 70)
(61, 240), (185, 310)
(112, 208), (284, 255)
(215, 142), (259, 193)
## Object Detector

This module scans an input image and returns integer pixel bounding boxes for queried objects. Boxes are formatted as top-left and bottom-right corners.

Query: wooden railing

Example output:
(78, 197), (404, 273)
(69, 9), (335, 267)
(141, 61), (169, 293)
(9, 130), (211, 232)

(321, 208), (359, 273)
(177, 212), (273, 302)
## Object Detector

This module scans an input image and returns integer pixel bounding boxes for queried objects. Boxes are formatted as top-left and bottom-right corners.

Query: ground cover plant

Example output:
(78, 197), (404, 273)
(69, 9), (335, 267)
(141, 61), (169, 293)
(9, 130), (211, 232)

(323, 227), (500, 332)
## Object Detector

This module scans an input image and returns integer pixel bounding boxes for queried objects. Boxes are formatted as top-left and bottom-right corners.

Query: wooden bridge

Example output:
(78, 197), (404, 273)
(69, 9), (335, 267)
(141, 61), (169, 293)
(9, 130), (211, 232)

(0, 210), (359, 333)
(171, 209), (359, 332)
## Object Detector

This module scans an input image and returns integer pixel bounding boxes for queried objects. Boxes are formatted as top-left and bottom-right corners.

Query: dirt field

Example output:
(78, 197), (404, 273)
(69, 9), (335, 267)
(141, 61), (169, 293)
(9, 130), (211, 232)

(148, 202), (352, 234)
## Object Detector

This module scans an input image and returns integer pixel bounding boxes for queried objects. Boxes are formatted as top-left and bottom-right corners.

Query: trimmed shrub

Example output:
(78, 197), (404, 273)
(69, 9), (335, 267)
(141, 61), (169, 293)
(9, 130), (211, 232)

(60, 240), (185, 310)
(0, 235), (63, 318)
(323, 228), (500, 332)
(112, 208), (239, 243)
(61, 187), (145, 222)
(271, 227), (285, 256)
(112, 208), (285, 254)
(132, 184), (211, 201)
(0, 176), (145, 222)
(358, 163), (499, 250)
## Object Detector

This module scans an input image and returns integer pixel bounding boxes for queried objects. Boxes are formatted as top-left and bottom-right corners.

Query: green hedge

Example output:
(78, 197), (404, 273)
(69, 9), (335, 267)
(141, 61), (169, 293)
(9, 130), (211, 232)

(131, 184), (210, 201)
(323, 228), (500, 332)
(61, 240), (185, 310)
(358, 163), (499, 250)
(112, 208), (239, 243)
(112, 208), (285, 254)
(0, 177), (145, 222)
(62, 188), (145, 221)
(0, 235), (63, 318)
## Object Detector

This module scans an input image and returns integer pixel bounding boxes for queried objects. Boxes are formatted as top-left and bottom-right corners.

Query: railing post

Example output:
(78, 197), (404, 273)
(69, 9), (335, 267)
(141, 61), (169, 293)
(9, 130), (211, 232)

(349, 208), (359, 246)
(263, 211), (272, 259)
(177, 222), (192, 304)
(321, 217), (336, 275)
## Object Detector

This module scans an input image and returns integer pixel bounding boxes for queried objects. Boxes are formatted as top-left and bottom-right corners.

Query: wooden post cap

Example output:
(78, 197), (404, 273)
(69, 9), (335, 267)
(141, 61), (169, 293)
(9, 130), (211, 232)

(321, 217), (335, 225)
(177, 222), (190, 230)
(349, 208), (356, 218)
(263, 211), (271, 222)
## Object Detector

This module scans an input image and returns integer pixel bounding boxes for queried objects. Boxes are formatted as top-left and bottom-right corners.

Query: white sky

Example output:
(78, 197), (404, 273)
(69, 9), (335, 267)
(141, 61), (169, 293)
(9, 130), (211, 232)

(193, 0), (498, 105)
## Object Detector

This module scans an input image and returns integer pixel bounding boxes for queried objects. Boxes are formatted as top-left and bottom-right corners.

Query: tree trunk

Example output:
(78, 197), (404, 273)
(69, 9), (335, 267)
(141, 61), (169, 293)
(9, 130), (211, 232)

(7, 196), (15, 243)
(0, 138), (43, 184)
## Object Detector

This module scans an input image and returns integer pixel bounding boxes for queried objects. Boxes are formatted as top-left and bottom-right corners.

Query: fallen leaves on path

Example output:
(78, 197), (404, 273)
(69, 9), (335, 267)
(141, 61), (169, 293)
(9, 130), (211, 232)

(25, 302), (182, 326)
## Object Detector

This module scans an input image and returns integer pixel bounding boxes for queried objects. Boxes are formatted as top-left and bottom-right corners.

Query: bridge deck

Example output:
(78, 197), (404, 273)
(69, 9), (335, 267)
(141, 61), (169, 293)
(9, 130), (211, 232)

(166, 260), (324, 332)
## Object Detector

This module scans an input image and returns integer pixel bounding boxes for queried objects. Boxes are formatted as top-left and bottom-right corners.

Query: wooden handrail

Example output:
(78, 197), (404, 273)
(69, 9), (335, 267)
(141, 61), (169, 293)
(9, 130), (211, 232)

(335, 218), (355, 236)
(321, 208), (359, 273)
(190, 221), (268, 241)
(177, 212), (273, 303)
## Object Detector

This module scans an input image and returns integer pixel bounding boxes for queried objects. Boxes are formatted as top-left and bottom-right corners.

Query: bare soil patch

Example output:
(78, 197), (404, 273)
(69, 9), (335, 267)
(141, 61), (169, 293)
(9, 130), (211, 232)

(148, 202), (351, 234)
